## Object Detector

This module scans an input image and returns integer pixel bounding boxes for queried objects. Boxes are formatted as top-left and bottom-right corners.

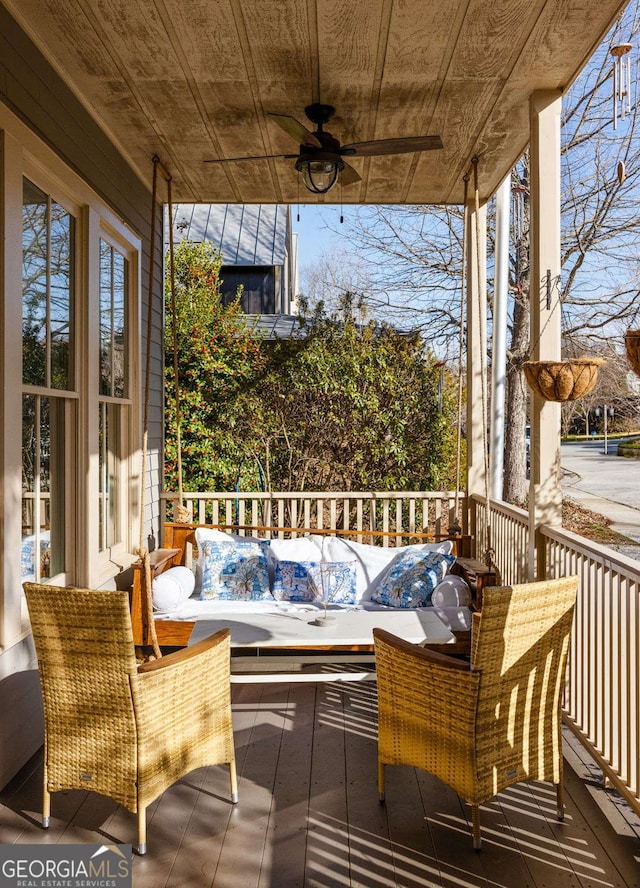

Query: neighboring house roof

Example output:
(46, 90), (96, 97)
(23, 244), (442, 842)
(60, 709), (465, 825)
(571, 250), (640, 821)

(246, 314), (306, 341)
(173, 204), (290, 266)
(245, 314), (415, 342)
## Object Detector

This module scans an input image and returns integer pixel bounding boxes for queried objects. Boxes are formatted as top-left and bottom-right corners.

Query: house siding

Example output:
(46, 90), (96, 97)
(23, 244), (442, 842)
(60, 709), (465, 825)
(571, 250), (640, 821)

(0, 6), (163, 787)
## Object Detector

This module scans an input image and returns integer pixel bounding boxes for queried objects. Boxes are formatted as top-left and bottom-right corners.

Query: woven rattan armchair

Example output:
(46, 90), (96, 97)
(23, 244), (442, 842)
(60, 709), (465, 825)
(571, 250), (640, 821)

(24, 582), (238, 855)
(373, 576), (578, 849)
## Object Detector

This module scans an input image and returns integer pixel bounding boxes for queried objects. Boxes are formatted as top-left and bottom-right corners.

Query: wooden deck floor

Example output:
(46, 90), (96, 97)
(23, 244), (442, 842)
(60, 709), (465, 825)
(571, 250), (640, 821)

(1, 679), (639, 888)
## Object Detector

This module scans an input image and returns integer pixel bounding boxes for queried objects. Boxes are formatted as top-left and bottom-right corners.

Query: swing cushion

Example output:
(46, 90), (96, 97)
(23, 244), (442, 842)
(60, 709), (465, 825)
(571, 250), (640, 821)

(273, 560), (358, 604)
(199, 538), (272, 601)
(309, 535), (454, 602)
(370, 550), (455, 608)
(152, 566), (196, 613)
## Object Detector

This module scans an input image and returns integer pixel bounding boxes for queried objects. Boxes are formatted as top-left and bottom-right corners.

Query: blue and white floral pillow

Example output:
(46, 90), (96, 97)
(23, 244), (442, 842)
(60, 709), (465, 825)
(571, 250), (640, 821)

(273, 560), (358, 604)
(370, 551), (456, 608)
(199, 539), (271, 601)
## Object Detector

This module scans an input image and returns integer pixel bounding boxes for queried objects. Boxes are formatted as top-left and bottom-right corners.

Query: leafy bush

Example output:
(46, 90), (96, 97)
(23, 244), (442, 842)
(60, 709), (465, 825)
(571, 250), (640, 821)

(164, 247), (462, 495)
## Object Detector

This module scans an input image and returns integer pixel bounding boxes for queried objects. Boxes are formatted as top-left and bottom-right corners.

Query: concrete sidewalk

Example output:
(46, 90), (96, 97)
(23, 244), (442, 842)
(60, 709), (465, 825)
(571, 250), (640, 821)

(561, 439), (640, 547)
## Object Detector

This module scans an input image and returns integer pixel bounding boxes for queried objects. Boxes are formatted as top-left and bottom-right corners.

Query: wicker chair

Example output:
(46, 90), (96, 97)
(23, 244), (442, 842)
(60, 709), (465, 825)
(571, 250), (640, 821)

(24, 582), (238, 855)
(373, 576), (578, 849)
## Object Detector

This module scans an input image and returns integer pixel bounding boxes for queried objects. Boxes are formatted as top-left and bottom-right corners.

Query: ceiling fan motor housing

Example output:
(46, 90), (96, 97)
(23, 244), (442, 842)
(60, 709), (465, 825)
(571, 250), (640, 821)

(295, 128), (345, 167)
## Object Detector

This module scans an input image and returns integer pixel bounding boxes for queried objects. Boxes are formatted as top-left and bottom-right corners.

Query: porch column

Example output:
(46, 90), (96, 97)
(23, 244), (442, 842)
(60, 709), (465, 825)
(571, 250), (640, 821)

(466, 194), (488, 528)
(528, 90), (563, 580)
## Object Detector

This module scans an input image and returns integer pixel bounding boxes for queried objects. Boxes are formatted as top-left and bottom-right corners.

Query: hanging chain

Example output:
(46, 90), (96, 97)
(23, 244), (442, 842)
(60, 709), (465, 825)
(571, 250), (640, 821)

(136, 155), (172, 660)
(166, 177), (190, 523)
(139, 158), (158, 555)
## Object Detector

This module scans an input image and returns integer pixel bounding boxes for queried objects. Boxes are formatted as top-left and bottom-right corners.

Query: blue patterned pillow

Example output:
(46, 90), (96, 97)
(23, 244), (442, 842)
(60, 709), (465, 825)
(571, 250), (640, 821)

(199, 539), (271, 601)
(370, 551), (456, 608)
(273, 560), (358, 604)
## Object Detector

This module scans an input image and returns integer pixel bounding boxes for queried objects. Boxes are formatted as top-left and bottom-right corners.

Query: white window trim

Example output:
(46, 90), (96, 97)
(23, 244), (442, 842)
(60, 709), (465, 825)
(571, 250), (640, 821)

(90, 223), (142, 587)
(1, 103), (142, 649)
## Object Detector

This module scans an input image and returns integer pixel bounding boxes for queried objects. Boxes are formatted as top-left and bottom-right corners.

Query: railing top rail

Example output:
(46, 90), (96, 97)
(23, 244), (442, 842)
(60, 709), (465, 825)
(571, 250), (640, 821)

(469, 493), (528, 523)
(541, 523), (640, 580)
(164, 521), (460, 543)
(162, 491), (465, 500)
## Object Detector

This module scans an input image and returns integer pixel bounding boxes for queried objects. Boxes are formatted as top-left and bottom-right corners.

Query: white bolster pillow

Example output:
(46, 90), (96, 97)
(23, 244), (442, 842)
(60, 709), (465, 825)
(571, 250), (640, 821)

(152, 565), (196, 613)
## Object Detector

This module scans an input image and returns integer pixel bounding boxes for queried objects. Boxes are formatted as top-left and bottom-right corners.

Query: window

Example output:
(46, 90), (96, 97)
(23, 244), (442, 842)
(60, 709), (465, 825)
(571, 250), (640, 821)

(220, 266), (276, 313)
(98, 238), (131, 554)
(21, 179), (75, 583)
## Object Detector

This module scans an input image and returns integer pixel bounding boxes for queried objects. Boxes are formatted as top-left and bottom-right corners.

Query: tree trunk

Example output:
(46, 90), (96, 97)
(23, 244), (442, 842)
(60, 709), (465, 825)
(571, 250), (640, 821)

(503, 294), (530, 504)
(503, 163), (530, 505)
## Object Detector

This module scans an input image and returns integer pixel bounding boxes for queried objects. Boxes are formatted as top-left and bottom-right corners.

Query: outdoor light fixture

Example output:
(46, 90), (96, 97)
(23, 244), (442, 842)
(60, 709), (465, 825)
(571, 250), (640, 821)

(295, 153), (344, 194)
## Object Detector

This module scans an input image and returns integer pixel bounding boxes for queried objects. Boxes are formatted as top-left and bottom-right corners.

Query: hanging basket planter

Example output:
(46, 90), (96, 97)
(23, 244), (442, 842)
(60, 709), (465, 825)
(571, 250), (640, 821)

(624, 329), (640, 376)
(522, 358), (604, 402)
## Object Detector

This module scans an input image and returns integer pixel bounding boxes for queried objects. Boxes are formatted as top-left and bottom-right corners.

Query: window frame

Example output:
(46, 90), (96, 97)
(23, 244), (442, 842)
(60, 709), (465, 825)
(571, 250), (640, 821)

(87, 219), (141, 588)
(1, 105), (143, 648)
(20, 165), (81, 592)
(92, 225), (140, 582)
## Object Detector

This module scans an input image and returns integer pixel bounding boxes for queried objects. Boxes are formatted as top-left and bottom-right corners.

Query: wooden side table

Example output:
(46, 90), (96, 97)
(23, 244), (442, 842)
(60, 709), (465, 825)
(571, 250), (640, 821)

(453, 556), (499, 610)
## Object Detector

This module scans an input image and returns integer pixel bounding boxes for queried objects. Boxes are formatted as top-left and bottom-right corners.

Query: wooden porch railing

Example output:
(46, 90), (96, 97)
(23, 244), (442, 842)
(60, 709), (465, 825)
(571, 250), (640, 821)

(161, 490), (467, 544)
(542, 525), (640, 817)
(469, 493), (640, 817)
(471, 496), (529, 585)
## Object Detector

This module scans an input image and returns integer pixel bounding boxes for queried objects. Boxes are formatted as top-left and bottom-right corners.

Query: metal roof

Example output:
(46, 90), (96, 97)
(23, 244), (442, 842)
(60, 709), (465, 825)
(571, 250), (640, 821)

(173, 204), (290, 266)
(246, 314), (306, 341)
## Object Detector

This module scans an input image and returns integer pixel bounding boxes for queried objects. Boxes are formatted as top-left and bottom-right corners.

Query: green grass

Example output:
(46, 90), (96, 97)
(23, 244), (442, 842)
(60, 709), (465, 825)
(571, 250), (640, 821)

(563, 432), (640, 443)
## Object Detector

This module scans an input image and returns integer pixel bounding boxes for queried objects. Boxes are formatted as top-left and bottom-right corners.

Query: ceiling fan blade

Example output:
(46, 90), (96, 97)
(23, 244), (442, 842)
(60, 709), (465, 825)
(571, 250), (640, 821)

(340, 161), (361, 186)
(203, 153), (298, 163)
(342, 135), (443, 157)
(267, 113), (322, 148)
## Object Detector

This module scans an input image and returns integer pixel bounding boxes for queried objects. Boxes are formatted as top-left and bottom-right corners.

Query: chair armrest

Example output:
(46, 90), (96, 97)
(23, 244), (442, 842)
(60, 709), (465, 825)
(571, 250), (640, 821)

(374, 627), (480, 741)
(129, 627), (234, 806)
(137, 629), (230, 674)
(130, 629), (232, 742)
(373, 627), (473, 672)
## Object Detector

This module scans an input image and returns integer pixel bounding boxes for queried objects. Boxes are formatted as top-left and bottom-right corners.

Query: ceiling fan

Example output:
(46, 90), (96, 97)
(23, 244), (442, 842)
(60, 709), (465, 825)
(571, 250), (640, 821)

(204, 103), (443, 195)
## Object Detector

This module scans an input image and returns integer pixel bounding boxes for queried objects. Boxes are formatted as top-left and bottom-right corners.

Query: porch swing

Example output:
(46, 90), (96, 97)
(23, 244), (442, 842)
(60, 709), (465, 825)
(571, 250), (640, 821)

(130, 156), (499, 655)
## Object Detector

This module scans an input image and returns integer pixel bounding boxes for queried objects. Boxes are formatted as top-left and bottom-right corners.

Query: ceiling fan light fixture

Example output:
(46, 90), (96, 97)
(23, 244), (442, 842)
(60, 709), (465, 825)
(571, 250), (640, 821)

(296, 153), (343, 194)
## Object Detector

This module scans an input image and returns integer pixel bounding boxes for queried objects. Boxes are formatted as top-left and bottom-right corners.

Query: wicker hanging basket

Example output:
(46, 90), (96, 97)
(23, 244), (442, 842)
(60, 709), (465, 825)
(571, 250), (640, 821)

(522, 357), (604, 402)
(624, 329), (640, 376)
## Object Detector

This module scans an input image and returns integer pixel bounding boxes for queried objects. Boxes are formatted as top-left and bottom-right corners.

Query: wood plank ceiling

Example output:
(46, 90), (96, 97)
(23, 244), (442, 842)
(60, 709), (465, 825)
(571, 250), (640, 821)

(3, 0), (629, 204)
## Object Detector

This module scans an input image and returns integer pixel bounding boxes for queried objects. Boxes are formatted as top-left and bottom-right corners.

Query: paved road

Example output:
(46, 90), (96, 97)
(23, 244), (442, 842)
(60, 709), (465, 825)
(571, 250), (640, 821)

(561, 438), (640, 543)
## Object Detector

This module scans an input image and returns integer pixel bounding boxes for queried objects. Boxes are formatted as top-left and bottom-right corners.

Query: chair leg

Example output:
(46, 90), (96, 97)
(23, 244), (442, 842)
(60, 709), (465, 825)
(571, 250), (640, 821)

(229, 758), (239, 804)
(471, 805), (482, 850)
(136, 807), (147, 856)
(378, 760), (385, 803)
(555, 783), (565, 821)
(42, 787), (50, 829)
